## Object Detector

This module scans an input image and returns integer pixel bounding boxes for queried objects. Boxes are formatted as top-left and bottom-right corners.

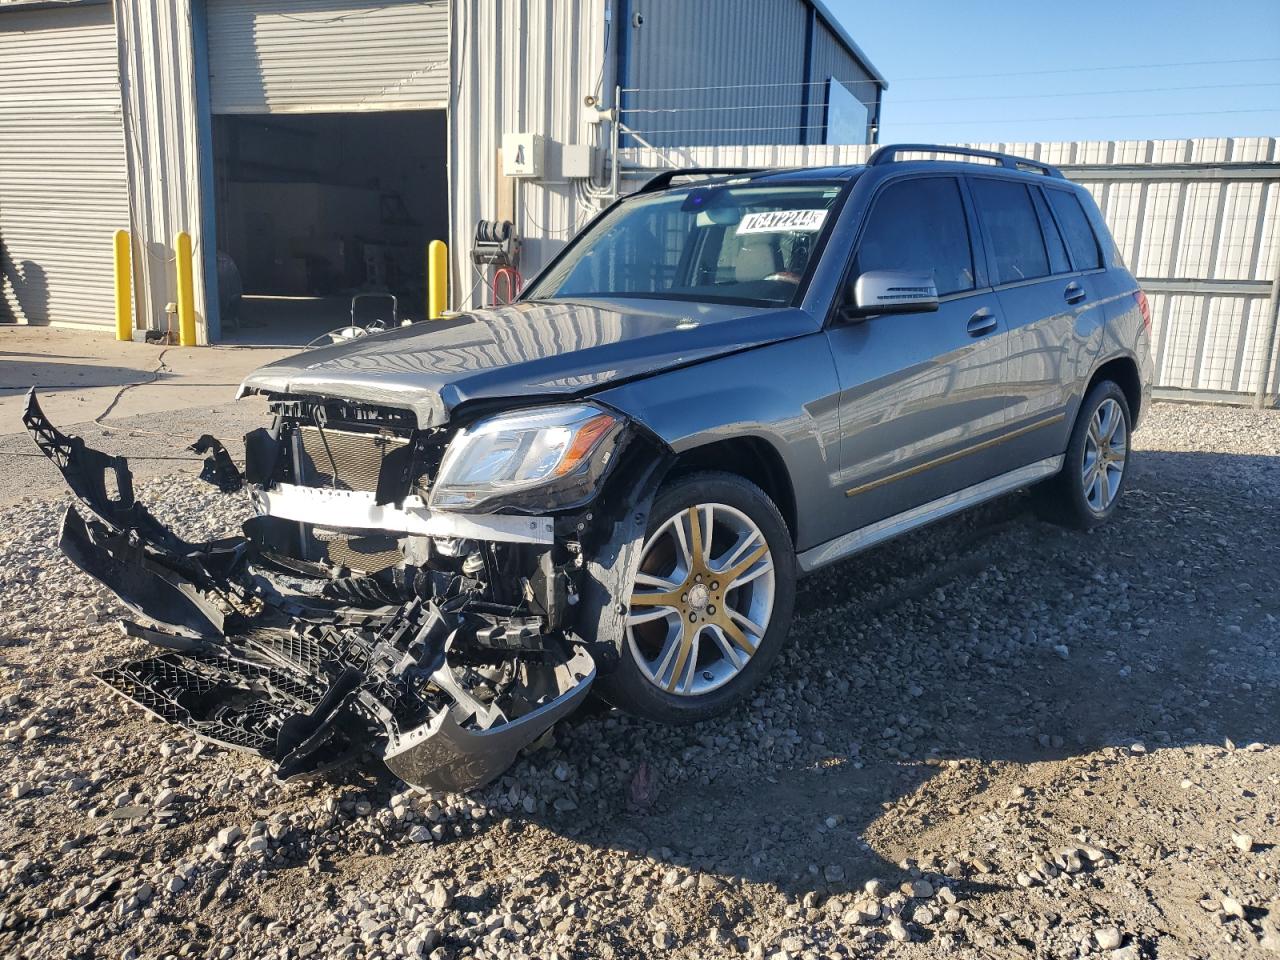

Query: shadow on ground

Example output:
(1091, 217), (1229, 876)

(437, 445), (1280, 903)
(0, 362), (163, 394)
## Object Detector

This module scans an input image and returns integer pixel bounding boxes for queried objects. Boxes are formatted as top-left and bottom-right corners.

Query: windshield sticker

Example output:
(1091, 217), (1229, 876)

(737, 209), (828, 235)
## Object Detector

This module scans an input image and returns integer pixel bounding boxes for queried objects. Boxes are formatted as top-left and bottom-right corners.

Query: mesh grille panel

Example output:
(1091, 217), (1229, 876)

(313, 527), (404, 574)
(295, 426), (408, 493)
(98, 653), (325, 755)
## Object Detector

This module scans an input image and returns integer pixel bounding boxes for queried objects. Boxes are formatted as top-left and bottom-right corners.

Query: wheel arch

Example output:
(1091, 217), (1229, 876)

(665, 436), (798, 546)
(1086, 354), (1143, 425)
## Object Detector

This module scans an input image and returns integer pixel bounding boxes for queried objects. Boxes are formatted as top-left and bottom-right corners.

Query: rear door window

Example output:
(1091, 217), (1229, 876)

(1031, 188), (1071, 274)
(853, 177), (975, 297)
(969, 178), (1050, 285)
(1045, 188), (1103, 270)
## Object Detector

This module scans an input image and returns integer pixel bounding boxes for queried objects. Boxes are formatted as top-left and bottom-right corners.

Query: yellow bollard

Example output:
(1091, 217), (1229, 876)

(175, 231), (197, 346)
(113, 229), (132, 341)
(428, 239), (447, 319)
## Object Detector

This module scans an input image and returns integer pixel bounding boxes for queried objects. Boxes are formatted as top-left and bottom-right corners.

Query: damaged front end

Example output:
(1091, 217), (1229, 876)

(24, 389), (663, 792)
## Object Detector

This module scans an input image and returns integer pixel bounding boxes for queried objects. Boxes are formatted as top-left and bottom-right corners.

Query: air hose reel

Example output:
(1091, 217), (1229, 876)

(471, 220), (518, 268)
(471, 220), (522, 305)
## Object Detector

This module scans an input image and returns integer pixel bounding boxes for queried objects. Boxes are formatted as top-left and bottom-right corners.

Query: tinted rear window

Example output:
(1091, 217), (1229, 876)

(1032, 188), (1071, 274)
(970, 178), (1050, 285)
(853, 177), (975, 297)
(1046, 188), (1103, 270)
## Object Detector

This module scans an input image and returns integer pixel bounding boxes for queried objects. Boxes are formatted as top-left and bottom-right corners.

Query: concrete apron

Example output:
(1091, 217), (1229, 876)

(0, 326), (294, 432)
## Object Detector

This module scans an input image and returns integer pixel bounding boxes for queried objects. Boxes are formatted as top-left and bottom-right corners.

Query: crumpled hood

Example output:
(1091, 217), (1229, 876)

(238, 298), (819, 426)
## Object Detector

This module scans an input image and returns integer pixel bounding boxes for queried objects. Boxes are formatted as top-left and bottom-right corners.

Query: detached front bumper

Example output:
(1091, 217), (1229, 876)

(23, 390), (598, 792)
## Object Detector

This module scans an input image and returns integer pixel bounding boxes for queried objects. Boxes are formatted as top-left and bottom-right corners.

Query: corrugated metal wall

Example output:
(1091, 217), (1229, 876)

(806, 18), (875, 142)
(611, 138), (1280, 403)
(116, 0), (211, 340)
(621, 0), (810, 147)
(449, 0), (884, 304)
(0, 3), (129, 329)
(1053, 139), (1280, 398)
(619, 0), (880, 148)
(206, 0), (450, 114)
(450, 0), (606, 308)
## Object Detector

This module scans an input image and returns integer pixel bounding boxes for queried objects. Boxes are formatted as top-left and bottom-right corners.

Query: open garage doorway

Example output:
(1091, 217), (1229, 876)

(211, 110), (447, 345)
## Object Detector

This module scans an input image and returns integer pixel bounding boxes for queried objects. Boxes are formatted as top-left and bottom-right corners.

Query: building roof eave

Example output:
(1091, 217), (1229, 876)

(806, 0), (889, 90)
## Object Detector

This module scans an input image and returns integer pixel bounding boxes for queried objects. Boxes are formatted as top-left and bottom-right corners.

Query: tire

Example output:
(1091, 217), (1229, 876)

(1034, 380), (1133, 530)
(594, 470), (797, 724)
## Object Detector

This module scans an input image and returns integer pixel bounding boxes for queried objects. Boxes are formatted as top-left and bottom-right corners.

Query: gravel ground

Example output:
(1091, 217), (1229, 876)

(0, 401), (1277, 960)
(0, 399), (272, 506)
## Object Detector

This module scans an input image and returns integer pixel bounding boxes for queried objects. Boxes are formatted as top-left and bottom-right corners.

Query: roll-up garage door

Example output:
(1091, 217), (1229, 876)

(0, 2), (129, 328)
(207, 0), (450, 114)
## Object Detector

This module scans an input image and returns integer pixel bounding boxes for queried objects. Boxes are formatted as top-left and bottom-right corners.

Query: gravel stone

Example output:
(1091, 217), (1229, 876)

(0, 401), (1275, 959)
(426, 881), (453, 911)
(1221, 896), (1246, 919)
(907, 879), (934, 899)
(1095, 926), (1123, 950)
(887, 918), (911, 942)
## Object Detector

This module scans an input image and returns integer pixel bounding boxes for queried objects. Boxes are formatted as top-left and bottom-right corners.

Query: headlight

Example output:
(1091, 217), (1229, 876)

(429, 403), (624, 511)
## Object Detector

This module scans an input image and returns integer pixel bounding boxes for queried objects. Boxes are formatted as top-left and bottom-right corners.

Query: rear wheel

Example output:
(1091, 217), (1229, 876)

(595, 471), (796, 724)
(1035, 380), (1132, 529)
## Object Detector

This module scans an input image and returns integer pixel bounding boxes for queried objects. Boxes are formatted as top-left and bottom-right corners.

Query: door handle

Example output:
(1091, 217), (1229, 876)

(1064, 281), (1086, 304)
(966, 308), (997, 337)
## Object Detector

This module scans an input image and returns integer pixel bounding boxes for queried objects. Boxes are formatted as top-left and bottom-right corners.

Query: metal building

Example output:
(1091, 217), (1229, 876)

(618, 0), (885, 147)
(0, 0), (886, 343)
(0, 2), (130, 329)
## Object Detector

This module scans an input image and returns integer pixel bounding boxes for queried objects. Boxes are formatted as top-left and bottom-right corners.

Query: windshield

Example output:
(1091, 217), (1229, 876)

(527, 182), (845, 307)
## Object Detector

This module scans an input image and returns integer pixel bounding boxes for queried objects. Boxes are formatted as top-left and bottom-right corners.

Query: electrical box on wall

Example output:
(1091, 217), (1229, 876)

(501, 133), (545, 178)
(561, 144), (595, 179)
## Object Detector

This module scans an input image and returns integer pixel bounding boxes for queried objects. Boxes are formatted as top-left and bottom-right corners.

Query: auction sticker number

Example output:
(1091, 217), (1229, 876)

(737, 209), (828, 235)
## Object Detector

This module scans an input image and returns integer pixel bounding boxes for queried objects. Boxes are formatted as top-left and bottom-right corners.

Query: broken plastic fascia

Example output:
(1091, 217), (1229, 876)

(235, 379), (449, 429)
(249, 483), (554, 545)
(380, 648), (597, 793)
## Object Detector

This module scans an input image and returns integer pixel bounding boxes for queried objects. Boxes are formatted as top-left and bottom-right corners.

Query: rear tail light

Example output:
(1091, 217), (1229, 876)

(1135, 290), (1151, 331)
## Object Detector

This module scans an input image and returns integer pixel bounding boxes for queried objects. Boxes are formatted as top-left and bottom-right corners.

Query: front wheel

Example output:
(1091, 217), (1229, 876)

(594, 471), (796, 724)
(1034, 380), (1132, 529)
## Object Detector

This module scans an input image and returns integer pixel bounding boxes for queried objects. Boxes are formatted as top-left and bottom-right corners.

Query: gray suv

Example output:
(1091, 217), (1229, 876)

(27, 144), (1152, 792)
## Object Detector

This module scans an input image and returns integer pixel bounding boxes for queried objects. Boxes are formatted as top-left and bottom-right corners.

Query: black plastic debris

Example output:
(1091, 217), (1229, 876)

(25, 389), (598, 792)
(190, 435), (243, 493)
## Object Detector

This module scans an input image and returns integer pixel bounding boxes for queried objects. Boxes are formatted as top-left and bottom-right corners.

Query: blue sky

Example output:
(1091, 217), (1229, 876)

(827, 0), (1280, 143)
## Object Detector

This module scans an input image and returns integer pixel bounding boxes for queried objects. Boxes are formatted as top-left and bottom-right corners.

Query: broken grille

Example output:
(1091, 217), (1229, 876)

(98, 652), (326, 754)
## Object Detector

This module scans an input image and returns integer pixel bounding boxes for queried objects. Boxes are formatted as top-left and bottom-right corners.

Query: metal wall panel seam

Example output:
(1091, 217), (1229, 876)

(1190, 181), (1234, 388)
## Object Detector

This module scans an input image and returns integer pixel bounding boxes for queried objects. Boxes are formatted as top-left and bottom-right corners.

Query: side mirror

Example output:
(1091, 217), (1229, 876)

(840, 270), (939, 321)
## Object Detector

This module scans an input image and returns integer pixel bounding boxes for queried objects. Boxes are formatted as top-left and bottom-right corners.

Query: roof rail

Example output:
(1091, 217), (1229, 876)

(867, 144), (1064, 178)
(638, 167), (765, 194)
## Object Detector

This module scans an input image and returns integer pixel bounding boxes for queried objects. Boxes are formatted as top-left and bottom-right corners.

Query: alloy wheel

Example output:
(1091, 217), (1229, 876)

(627, 503), (776, 696)
(1082, 397), (1128, 513)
